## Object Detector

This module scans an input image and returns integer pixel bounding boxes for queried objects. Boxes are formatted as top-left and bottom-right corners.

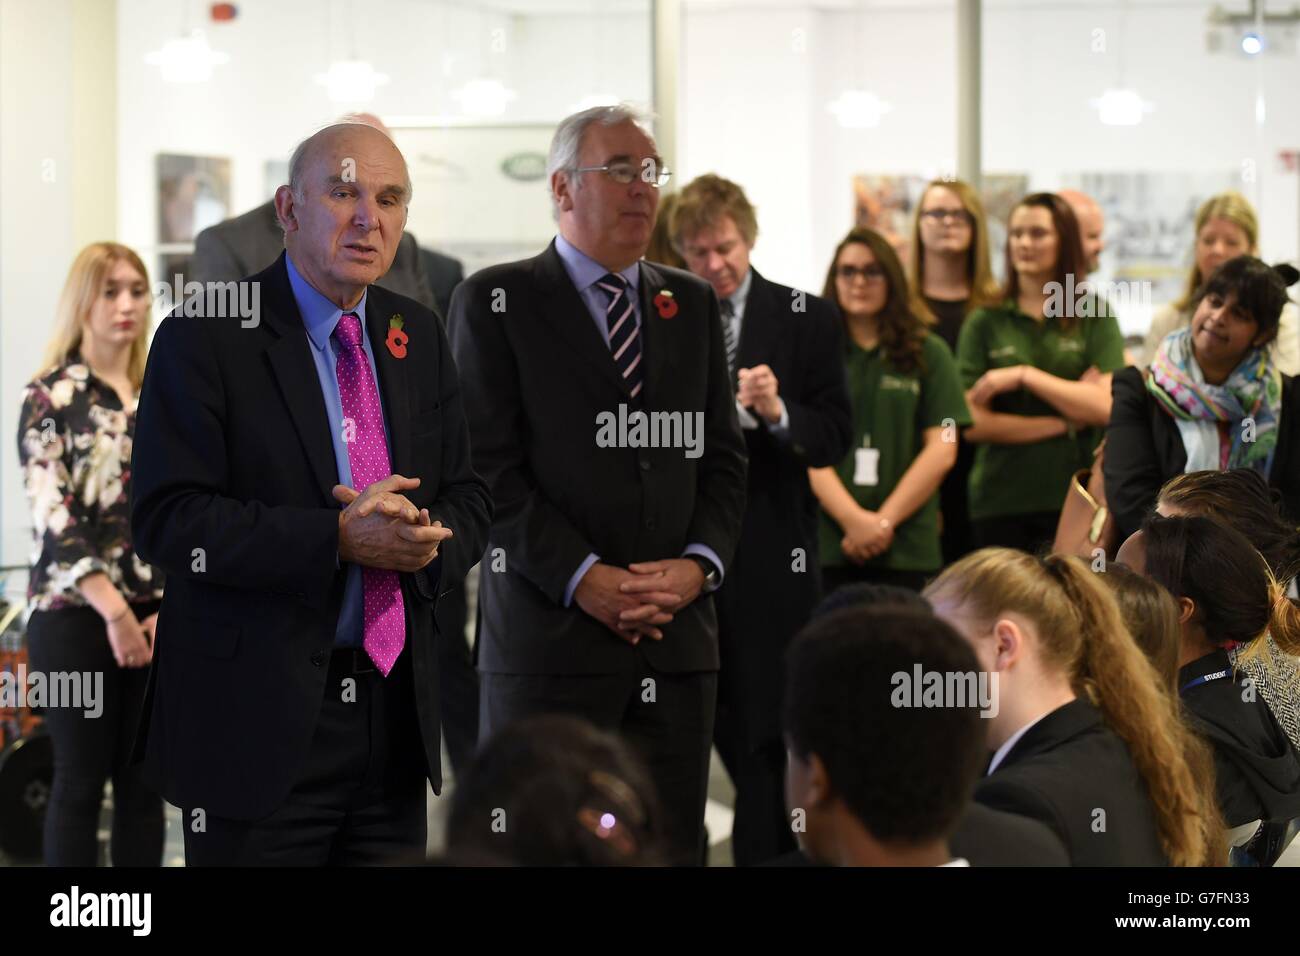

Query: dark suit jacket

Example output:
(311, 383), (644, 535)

(975, 699), (1169, 865)
(715, 269), (851, 746)
(191, 200), (436, 311)
(1105, 365), (1300, 539)
(448, 240), (747, 676)
(130, 253), (491, 821)
(419, 246), (466, 325)
(950, 801), (1070, 866)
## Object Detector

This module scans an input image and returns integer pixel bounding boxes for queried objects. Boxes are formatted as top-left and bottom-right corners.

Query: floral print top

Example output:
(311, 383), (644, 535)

(17, 358), (163, 611)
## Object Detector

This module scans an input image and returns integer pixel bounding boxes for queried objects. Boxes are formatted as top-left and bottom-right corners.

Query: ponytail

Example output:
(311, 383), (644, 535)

(926, 548), (1220, 866)
(1042, 555), (1211, 867)
(1267, 580), (1300, 657)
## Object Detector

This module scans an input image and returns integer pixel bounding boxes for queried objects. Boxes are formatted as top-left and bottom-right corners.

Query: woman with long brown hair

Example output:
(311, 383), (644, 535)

(909, 179), (1002, 565)
(956, 193), (1126, 553)
(924, 548), (1217, 865)
(810, 228), (969, 592)
(18, 242), (164, 865)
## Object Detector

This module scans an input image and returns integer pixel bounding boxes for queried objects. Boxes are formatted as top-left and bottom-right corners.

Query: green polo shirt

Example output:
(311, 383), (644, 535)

(955, 299), (1125, 522)
(818, 333), (971, 572)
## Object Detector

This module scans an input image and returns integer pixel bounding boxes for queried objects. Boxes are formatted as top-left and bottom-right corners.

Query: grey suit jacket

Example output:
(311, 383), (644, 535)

(190, 199), (436, 310)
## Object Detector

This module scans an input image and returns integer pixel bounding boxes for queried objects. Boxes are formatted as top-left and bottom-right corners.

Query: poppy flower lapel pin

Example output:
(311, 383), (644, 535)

(386, 314), (409, 359)
(652, 289), (678, 319)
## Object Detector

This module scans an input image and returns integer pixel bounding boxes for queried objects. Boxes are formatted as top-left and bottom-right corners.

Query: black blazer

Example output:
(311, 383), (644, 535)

(419, 246), (466, 325)
(1180, 649), (1300, 828)
(950, 801), (1070, 866)
(130, 253), (492, 821)
(975, 698), (1169, 865)
(715, 269), (851, 746)
(1105, 365), (1300, 539)
(448, 240), (748, 676)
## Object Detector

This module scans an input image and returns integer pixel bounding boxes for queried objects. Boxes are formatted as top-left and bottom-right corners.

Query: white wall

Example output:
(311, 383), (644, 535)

(1, 0), (117, 576)
(681, 0), (1300, 295)
(116, 0), (652, 260)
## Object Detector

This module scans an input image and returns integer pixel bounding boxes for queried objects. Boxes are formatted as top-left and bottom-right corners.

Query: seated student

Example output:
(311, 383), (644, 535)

(783, 606), (986, 866)
(1098, 563), (1227, 861)
(1099, 562), (1183, 692)
(1118, 516), (1300, 831)
(924, 548), (1214, 866)
(444, 715), (664, 866)
(1155, 468), (1300, 752)
(791, 579), (1068, 867)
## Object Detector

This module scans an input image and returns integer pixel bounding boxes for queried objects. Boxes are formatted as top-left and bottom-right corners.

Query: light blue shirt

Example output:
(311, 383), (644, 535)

(552, 234), (725, 606)
(286, 253), (391, 648)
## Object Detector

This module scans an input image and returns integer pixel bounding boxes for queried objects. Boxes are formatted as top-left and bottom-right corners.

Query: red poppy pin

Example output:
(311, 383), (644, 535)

(653, 289), (678, 319)
(386, 314), (409, 359)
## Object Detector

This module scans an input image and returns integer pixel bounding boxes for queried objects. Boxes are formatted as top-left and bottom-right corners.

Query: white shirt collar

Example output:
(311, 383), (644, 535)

(986, 714), (1047, 775)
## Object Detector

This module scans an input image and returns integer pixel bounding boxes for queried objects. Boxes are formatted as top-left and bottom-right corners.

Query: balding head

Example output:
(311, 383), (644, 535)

(339, 111), (393, 139)
(1059, 189), (1104, 273)
(275, 123), (412, 309)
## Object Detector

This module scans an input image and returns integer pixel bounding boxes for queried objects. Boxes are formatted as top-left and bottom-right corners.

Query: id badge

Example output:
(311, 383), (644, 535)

(853, 447), (880, 487)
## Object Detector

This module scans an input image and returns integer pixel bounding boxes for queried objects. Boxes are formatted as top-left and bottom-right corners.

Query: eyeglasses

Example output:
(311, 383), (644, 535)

(836, 264), (886, 283)
(920, 209), (972, 225)
(572, 160), (672, 188)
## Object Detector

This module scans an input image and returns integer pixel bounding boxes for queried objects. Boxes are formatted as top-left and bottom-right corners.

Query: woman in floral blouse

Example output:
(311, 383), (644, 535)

(18, 242), (164, 866)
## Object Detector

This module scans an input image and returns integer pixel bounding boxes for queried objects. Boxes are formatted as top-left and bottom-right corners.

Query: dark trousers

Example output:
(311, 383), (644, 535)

(820, 564), (933, 595)
(25, 601), (164, 867)
(970, 510), (1060, 556)
(712, 721), (795, 866)
(182, 647), (427, 866)
(434, 579), (479, 774)
(478, 659), (717, 865)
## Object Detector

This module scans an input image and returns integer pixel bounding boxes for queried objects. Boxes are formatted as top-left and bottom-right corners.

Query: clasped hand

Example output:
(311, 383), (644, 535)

(574, 559), (707, 645)
(335, 474), (452, 572)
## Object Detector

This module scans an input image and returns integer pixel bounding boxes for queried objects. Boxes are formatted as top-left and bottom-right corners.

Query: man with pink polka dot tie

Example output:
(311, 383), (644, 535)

(131, 120), (491, 866)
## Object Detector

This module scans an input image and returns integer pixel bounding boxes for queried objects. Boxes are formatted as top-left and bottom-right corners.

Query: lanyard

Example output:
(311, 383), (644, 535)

(1179, 669), (1231, 694)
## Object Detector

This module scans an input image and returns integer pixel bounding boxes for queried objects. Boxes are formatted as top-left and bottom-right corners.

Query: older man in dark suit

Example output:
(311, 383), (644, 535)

(131, 122), (491, 865)
(190, 114), (451, 316)
(448, 105), (747, 863)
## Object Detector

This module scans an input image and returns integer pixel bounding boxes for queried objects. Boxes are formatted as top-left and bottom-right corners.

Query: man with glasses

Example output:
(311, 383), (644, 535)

(671, 173), (851, 865)
(447, 105), (747, 864)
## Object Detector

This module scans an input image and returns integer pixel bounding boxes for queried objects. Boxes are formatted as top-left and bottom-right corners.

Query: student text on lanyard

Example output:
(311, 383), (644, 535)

(1180, 668), (1232, 694)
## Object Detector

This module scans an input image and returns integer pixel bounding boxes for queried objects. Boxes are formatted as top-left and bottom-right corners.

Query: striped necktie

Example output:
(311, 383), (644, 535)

(595, 272), (643, 401)
(720, 297), (739, 377)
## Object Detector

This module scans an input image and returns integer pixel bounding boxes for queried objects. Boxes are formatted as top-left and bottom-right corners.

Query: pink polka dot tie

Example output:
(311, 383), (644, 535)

(334, 312), (405, 676)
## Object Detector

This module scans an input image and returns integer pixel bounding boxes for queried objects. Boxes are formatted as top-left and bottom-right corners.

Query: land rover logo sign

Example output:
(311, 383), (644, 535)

(501, 152), (548, 182)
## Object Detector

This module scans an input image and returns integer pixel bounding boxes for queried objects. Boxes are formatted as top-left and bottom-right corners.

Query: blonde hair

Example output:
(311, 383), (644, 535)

(924, 548), (1218, 866)
(908, 179), (1002, 313)
(1174, 191), (1259, 312)
(41, 243), (152, 390)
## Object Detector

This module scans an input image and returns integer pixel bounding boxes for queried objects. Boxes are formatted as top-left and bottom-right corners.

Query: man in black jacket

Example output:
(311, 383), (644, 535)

(448, 106), (748, 863)
(672, 174), (851, 865)
(131, 122), (491, 864)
